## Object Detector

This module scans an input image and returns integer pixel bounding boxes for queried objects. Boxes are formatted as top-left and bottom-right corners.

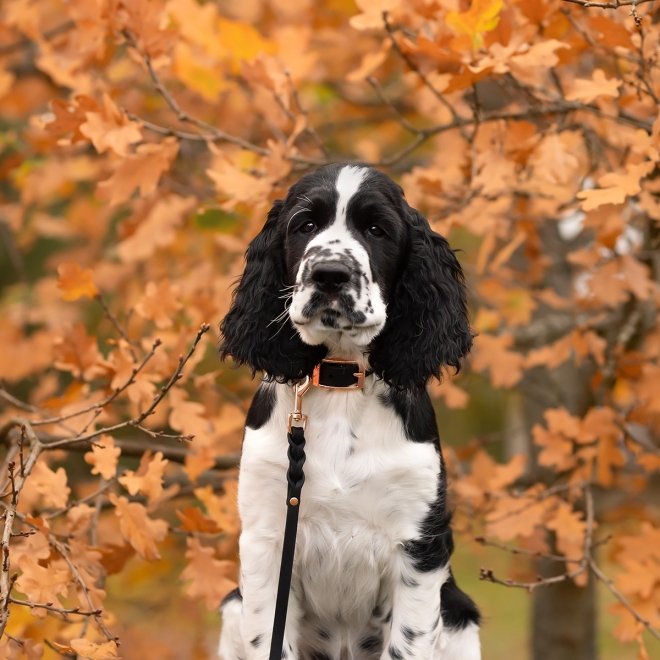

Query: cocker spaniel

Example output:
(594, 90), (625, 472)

(218, 164), (480, 660)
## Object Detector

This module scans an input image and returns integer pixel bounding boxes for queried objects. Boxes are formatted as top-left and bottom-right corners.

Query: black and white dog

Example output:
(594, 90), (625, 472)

(218, 164), (480, 659)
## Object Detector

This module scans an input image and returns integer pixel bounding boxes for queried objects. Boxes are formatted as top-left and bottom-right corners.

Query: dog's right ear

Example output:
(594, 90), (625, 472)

(219, 199), (326, 381)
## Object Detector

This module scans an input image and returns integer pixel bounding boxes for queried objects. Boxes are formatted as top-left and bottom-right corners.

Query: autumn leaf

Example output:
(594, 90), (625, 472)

(350, 0), (402, 31)
(119, 451), (168, 504)
(97, 137), (179, 206)
(116, 195), (195, 262)
(69, 638), (119, 660)
(135, 280), (182, 329)
(194, 482), (240, 535)
(79, 93), (143, 156)
(15, 556), (70, 605)
(565, 69), (620, 103)
(28, 460), (71, 509)
(176, 506), (221, 534)
(446, 0), (503, 51)
(577, 162), (654, 211)
(109, 494), (168, 560)
(471, 334), (524, 388)
(53, 323), (107, 380)
(84, 435), (121, 480)
(181, 537), (237, 609)
(57, 262), (99, 301)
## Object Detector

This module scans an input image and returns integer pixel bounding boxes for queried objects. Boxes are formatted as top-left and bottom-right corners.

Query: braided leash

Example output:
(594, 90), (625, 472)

(269, 378), (310, 660)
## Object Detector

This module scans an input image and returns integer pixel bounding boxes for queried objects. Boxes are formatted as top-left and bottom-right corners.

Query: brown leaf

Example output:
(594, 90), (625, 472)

(471, 334), (524, 388)
(69, 638), (119, 660)
(57, 262), (99, 301)
(85, 435), (121, 480)
(181, 537), (237, 609)
(97, 137), (179, 206)
(79, 93), (142, 156)
(15, 556), (70, 604)
(109, 494), (168, 560)
(119, 451), (168, 504)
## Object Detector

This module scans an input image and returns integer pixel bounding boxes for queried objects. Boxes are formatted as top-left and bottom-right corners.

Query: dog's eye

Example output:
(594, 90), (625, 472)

(299, 221), (316, 234)
(367, 224), (384, 237)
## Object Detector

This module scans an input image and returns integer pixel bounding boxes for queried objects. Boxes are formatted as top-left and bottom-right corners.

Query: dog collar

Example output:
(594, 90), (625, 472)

(311, 359), (366, 390)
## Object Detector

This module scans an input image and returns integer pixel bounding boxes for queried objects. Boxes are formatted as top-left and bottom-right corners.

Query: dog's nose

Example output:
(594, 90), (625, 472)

(311, 262), (351, 293)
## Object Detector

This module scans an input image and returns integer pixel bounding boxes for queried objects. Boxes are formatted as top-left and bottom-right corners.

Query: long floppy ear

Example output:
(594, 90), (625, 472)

(369, 208), (473, 389)
(219, 200), (326, 381)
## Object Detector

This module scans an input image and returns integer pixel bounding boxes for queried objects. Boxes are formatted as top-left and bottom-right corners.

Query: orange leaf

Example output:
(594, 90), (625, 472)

(181, 537), (237, 609)
(57, 262), (98, 301)
(79, 93), (142, 156)
(446, 0), (503, 50)
(471, 334), (524, 388)
(84, 436), (121, 480)
(135, 280), (182, 329)
(69, 638), (119, 660)
(109, 494), (168, 560)
(119, 451), (168, 504)
(15, 556), (70, 604)
(565, 69), (620, 103)
(577, 162), (654, 211)
(97, 137), (179, 206)
(176, 506), (221, 534)
(29, 460), (71, 508)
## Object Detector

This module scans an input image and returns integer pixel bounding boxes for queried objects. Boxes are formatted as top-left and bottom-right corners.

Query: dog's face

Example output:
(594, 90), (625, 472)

(220, 164), (472, 388)
(282, 165), (407, 350)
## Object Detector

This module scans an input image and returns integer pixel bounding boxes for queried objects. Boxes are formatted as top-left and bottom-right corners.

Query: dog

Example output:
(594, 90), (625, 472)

(218, 164), (480, 659)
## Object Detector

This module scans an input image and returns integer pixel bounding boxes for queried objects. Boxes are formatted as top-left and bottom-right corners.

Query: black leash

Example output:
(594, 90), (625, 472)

(268, 362), (366, 660)
(269, 424), (306, 660)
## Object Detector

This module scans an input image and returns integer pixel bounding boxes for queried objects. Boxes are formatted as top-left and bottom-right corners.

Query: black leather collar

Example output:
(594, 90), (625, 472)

(312, 359), (366, 390)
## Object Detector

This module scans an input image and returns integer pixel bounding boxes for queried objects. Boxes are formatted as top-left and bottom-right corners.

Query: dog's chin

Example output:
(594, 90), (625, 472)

(291, 314), (385, 352)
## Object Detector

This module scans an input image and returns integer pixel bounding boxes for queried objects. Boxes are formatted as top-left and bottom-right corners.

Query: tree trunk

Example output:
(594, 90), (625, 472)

(532, 559), (597, 660)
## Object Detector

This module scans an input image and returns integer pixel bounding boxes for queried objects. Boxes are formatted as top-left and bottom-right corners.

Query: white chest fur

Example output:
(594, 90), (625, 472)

(237, 379), (440, 627)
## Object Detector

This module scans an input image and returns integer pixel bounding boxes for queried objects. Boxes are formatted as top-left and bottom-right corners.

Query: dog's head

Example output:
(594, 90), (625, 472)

(220, 164), (472, 389)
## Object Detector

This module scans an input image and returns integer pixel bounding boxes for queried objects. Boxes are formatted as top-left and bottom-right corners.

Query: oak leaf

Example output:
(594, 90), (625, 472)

(350, 0), (402, 31)
(85, 435), (121, 480)
(565, 69), (620, 103)
(471, 334), (524, 388)
(97, 138), (179, 206)
(176, 506), (221, 534)
(79, 93), (142, 156)
(194, 482), (239, 535)
(446, 0), (503, 51)
(69, 639), (119, 660)
(116, 195), (195, 262)
(53, 323), (107, 380)
(15, 556), (70, 605)
(181, 537), (237, 609)
(29, 460), (71, 509)
(577, 162), (653, 211)
(109, 494), (168, 560)
(119, 451), (168, 504)
(57, 262), (99, 301)
(135, 280), (182, 329)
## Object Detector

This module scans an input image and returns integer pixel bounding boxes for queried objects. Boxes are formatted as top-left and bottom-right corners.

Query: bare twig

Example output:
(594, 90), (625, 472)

(9, 597), (101, 618)
(0, 423), (42, 638)
(29, 338), (162, 428)
(562, 0), (655, 9)
(121, 31), (325, 167)
(588, 560), (660, 639)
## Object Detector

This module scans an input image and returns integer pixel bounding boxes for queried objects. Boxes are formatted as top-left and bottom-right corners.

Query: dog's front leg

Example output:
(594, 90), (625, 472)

(239, 530), (301, 660)
(380, 561), (446, 660)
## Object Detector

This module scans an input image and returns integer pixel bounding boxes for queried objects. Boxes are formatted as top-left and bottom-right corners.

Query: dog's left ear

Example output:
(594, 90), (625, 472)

(369, 207), (473, 389)
(220, 200), (326, 381)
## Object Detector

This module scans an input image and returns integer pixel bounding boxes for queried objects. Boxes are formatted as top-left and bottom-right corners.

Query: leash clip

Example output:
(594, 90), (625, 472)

(287, 376), (312, 432)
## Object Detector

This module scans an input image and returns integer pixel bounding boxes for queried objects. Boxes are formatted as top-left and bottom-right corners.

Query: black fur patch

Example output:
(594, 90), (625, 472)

(245, 385), (276, 430)
(441, 573), (481, 629)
